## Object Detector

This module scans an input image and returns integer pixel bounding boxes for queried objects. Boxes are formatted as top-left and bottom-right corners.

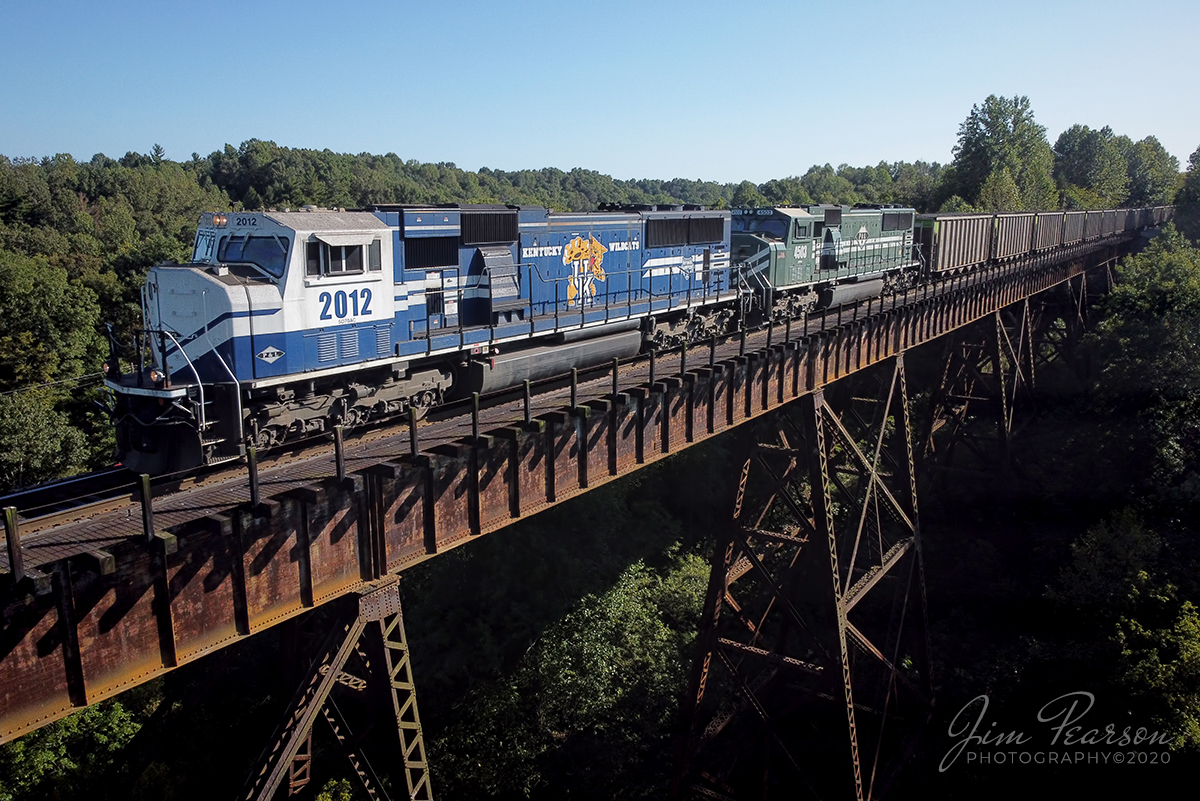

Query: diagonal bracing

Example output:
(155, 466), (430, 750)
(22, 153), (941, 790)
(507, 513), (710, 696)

(674, 354), (934, 800)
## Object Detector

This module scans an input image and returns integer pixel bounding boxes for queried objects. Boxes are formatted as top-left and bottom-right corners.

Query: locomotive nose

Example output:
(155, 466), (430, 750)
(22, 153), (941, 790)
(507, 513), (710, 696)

(731, 234), (772, 273)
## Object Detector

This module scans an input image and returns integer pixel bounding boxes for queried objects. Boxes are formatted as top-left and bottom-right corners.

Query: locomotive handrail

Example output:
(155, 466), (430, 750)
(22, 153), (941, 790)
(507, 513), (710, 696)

(158, 328), (206, 432)
(522, 256), (732, 323)
(202, 289), (244, 450)
(119, 327), (212, 434)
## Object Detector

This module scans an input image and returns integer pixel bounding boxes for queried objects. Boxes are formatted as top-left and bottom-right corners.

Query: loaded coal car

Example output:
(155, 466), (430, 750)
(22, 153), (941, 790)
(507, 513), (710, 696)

(731, 204), (919, 316)
(105, 204), (732, 474)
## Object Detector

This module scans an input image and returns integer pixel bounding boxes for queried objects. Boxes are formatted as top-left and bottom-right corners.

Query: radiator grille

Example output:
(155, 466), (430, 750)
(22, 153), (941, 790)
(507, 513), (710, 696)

(688, 216), (725, 244)
(647, 216), (725, 248)
(646, 218), (689, 248)
(882, 211), (913, 232)
(376, 326), (390, 356)
(405, 236), (459, 270)
(461, 211), (518, 245)
(317, 333), (337, 362)
(340, 331), (359, 360)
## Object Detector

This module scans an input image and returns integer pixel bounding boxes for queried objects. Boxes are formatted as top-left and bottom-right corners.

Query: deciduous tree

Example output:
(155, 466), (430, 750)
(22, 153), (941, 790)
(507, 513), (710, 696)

(1175, 145), (1200, 242)
(730, 179), (768, 207)
(1053, 124), (1129, 209)
(0, 250), (102, 391)
(941, 95), (1058, 210)
(976, 166), (1022, 211)
(1118, 135), (1181, 207)
(1092, 226), (1200, 508)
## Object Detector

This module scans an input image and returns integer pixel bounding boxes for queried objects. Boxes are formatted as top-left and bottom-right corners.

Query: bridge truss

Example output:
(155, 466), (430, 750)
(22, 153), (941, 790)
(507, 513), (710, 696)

(0, 236), (1137, 798)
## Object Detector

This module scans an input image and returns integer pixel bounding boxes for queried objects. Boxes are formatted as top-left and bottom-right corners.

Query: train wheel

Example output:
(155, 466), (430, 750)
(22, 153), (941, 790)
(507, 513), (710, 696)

(253, 425), (282, 450)
(408, 389), (436, 421)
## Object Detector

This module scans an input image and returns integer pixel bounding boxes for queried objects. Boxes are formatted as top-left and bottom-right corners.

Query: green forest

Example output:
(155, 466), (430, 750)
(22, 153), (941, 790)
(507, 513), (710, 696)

(2, 95), (1200, 798)
(0, 94), (1190, 491)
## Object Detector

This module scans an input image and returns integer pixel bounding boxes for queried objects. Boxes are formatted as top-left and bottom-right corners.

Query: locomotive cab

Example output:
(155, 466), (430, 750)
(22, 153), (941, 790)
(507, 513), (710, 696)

(732, 206), (829, 290)
(731, 204), (918, 313)
(106, 210), (402, 473)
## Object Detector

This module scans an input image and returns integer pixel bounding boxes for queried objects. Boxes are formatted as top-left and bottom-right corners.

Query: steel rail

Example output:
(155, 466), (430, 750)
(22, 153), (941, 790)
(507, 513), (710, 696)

(0, 234), (1139, 744)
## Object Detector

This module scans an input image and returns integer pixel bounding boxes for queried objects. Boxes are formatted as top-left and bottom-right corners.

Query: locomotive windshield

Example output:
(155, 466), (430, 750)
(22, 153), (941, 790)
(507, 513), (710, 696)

(218, 234), (291, 279)
(731, 217), (788, 240)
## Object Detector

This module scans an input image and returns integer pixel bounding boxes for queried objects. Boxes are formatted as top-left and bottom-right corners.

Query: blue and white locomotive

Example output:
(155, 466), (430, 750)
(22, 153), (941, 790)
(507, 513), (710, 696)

(105, 204), (736, 473)
(101, 199), (1171, 474)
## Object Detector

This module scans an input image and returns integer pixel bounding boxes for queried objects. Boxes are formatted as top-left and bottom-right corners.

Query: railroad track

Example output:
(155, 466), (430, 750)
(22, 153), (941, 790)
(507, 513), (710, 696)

(1, 345), (672, 537)
(1, 468), (137, 529)
(0, 244), (1101, 544)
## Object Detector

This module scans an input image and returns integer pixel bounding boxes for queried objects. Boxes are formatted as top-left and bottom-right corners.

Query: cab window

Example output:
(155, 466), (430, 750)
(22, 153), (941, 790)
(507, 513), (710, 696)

(732, 218), (788, 239)
(306, 239), (382, 276)
(219, 234), (290, 279)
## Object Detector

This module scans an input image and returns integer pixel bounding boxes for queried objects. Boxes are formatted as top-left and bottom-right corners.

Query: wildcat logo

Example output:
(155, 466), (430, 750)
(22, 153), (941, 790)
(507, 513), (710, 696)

(256, 347), (285, 364)
(564, 235), (607, 306)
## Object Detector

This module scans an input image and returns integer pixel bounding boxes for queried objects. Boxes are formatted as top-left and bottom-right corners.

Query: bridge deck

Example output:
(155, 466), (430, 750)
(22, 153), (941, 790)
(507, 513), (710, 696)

(0, 239), (1128, 742)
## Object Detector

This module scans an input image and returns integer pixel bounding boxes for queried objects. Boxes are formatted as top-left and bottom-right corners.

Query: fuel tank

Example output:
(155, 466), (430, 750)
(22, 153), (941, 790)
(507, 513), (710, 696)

(818, 278), (885, 307)
(458, 329), (643, 396)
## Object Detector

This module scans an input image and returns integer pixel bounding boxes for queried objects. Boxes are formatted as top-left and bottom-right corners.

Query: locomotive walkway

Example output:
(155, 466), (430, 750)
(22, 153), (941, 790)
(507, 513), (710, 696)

(0, 235), (1135, 752)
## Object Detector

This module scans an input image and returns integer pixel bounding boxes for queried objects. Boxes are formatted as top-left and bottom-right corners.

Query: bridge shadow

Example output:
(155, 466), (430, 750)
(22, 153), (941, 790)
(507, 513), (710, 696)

(401, 429), (739, 720)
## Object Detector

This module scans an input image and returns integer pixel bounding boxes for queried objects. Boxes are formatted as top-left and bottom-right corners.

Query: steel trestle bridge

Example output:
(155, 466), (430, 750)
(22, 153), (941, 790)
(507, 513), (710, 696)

(0, 231), (1147, 799)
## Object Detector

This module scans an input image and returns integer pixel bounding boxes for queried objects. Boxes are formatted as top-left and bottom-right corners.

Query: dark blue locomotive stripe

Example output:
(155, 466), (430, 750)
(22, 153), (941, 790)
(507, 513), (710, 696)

(160, 308), (281, 362)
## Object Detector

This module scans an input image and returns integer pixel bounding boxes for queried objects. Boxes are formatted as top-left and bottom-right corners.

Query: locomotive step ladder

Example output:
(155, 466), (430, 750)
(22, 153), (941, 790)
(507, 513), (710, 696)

(197, 384), (246, 466)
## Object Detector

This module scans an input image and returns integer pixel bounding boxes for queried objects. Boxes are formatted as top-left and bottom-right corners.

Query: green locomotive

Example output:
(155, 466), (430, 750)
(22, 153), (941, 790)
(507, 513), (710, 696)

(731, 204), (918, 317)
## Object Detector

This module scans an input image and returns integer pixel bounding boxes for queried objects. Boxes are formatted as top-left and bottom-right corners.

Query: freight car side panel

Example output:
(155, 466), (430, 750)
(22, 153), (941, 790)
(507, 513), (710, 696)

(923, 214), (993, 272)
(1063, 212), (1085, 244)
(1034, 212), (1065, 251)
(994, 214), (1035, 260)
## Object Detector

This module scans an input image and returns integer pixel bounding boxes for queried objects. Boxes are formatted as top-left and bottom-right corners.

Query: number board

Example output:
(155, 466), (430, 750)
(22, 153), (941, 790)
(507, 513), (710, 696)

(316, 287), (373, 324)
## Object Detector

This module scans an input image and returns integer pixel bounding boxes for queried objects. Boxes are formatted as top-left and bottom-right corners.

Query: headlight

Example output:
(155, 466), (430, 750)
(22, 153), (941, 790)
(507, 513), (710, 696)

(149, 368), (164, 384)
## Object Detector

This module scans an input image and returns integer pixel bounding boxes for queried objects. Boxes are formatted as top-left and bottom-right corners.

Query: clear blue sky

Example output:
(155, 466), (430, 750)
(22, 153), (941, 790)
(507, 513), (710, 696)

(1, 0), (1196, 184)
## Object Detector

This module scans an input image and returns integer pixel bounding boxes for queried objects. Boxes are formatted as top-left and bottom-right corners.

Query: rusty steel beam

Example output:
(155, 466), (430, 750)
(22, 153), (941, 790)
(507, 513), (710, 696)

(672, 355), (934, 800)
(923, 282), (1085, 480)
(240, 578), (431, 801)
(242, 595), (371, 800)
(1, 240), (1128, 746)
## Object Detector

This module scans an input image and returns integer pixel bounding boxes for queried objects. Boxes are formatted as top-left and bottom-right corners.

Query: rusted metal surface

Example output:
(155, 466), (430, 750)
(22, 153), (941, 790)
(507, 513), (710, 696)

(240, 579), (432, 801)
(921, 301), (1038, 478)
(672, 356), (933, 800)
(1, 238), (1130, 744)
